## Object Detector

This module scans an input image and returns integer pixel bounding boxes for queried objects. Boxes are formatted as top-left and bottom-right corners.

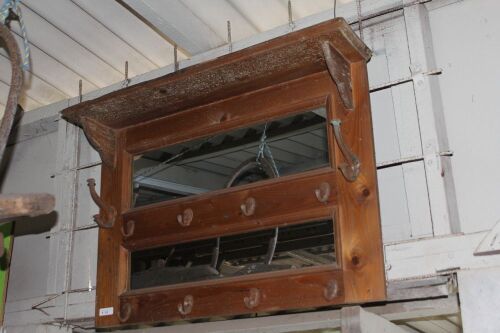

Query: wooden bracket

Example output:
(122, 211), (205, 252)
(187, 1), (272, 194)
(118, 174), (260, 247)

(87, 178), (116, 229)
(80, 116), (117, 168)
(321, 40), (353, 110)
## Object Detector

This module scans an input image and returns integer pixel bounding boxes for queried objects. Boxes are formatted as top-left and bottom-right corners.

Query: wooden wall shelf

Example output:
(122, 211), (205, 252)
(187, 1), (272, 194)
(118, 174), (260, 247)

(61, 18), (385, 329)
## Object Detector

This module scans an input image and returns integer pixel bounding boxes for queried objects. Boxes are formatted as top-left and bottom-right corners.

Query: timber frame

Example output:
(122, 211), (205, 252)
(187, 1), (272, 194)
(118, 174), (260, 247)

(61, 18), (385, 329)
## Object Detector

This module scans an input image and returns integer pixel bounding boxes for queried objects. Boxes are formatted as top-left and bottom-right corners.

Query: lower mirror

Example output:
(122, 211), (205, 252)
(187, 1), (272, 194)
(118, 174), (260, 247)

(130, 219), (336, 290)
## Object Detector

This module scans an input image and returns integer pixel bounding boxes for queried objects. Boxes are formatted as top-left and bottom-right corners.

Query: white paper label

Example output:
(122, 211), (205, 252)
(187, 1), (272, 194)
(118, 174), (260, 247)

(99, 307), (114, 316)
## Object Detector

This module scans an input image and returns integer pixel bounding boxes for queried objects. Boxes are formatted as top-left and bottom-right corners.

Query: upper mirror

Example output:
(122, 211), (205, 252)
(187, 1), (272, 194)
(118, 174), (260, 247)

(132, 107), (329, 208)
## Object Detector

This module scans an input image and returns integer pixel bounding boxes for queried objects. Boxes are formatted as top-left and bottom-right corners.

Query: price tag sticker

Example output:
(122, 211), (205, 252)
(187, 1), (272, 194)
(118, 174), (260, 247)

(99, 307), (114, 316)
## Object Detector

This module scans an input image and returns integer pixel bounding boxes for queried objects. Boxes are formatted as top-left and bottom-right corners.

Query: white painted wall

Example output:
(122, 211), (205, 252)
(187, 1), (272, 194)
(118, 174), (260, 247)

(429, 0), (500, 234)
(0, 131), (57, 301)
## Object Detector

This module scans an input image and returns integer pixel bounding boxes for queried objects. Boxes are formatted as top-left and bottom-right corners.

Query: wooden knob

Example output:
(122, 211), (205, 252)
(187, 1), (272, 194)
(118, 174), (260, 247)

(241, 197), (256, 216)
(177, 208), (193, 227)
(315, 182), (331, 203)
(121, 220), (135, 239)
(323, 280), (339, 301)
(117, 303), (132, 323)
(244, 288), (261, 309)
(177, 295), (194, 315)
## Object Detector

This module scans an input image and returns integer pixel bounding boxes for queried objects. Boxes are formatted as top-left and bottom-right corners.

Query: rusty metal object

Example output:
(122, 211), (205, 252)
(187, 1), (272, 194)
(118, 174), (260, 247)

(324, 279), (339, 301)
(331, 119), (360, 182)
(225, 157), (278, 188)
(177, 208), (193, 227)
(177, 295), (193, 315)
(121, 220), (135, 239)
(244, 288), (261, 309)
(117, 302), (132, 323)
(0, 24), (22, 162)
(87, 178), (116, 228)
(240, 197), (256, 217)
(315, 182), (331, 203)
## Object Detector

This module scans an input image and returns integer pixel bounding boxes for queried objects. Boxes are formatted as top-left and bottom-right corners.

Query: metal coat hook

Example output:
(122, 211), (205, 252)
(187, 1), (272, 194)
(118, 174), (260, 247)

(87, 178), (116, 228)
(265, 227), (278, 265)
(331, 120), (360, 182)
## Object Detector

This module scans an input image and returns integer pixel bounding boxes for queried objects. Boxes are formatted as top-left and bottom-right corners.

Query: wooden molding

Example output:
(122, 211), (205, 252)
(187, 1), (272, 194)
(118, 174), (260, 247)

(80, 116), (117, 167)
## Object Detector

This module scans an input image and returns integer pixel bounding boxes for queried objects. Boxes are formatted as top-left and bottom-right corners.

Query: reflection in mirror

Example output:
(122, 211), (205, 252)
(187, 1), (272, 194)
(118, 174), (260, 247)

(132, 107), (329, 207)
(130, 219), (335, 290)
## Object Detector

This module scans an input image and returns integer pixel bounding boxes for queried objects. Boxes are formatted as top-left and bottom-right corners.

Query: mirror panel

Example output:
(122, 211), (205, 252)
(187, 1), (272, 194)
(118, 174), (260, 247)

(130, 219), (336, 290)
(132, 107), (329, 208)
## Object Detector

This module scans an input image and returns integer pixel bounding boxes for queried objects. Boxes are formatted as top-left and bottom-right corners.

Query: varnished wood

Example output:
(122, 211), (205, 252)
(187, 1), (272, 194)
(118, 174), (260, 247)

(124, 72), (331, 155)
(123, 168), (338, 250)
(61, 18), (370, 129)
(120, 268), (344, 325)
(331, 61), (386, 303)
(60, 19), (384, 329)
(322, 41), (353, 110)
(80, 116), (117, 167)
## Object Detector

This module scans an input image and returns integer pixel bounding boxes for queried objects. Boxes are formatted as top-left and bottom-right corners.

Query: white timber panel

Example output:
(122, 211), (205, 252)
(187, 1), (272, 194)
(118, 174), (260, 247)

(70, 228), (98, 291)
(12, 4), (123, 87)
(121, 0), (225, 55)
(227, 0), (292, 33)
(0, 54), (68, 107)
(0, 79), (42, 111)
(181, 0), (260, 42)
(366, 15), (433, 242)
(385, 231), (500, 281)
(403, 3), (459, 235)
(75, 165), (101, 229)
(0, 132), (58, 301)
(377, 166), (412, 242)
(77, 130), (101, 168)
(428, 0), (500, 234)
(458, 267), (500, 333)
(23, 0), (159, 77)
(0, 33), (98, 99)
(72, 0), (182, 68)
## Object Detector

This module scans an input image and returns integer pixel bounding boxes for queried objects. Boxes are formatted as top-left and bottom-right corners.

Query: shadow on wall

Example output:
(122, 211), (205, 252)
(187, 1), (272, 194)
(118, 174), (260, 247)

(12, 211), (58, 236)
(0, 107), (58, 236)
